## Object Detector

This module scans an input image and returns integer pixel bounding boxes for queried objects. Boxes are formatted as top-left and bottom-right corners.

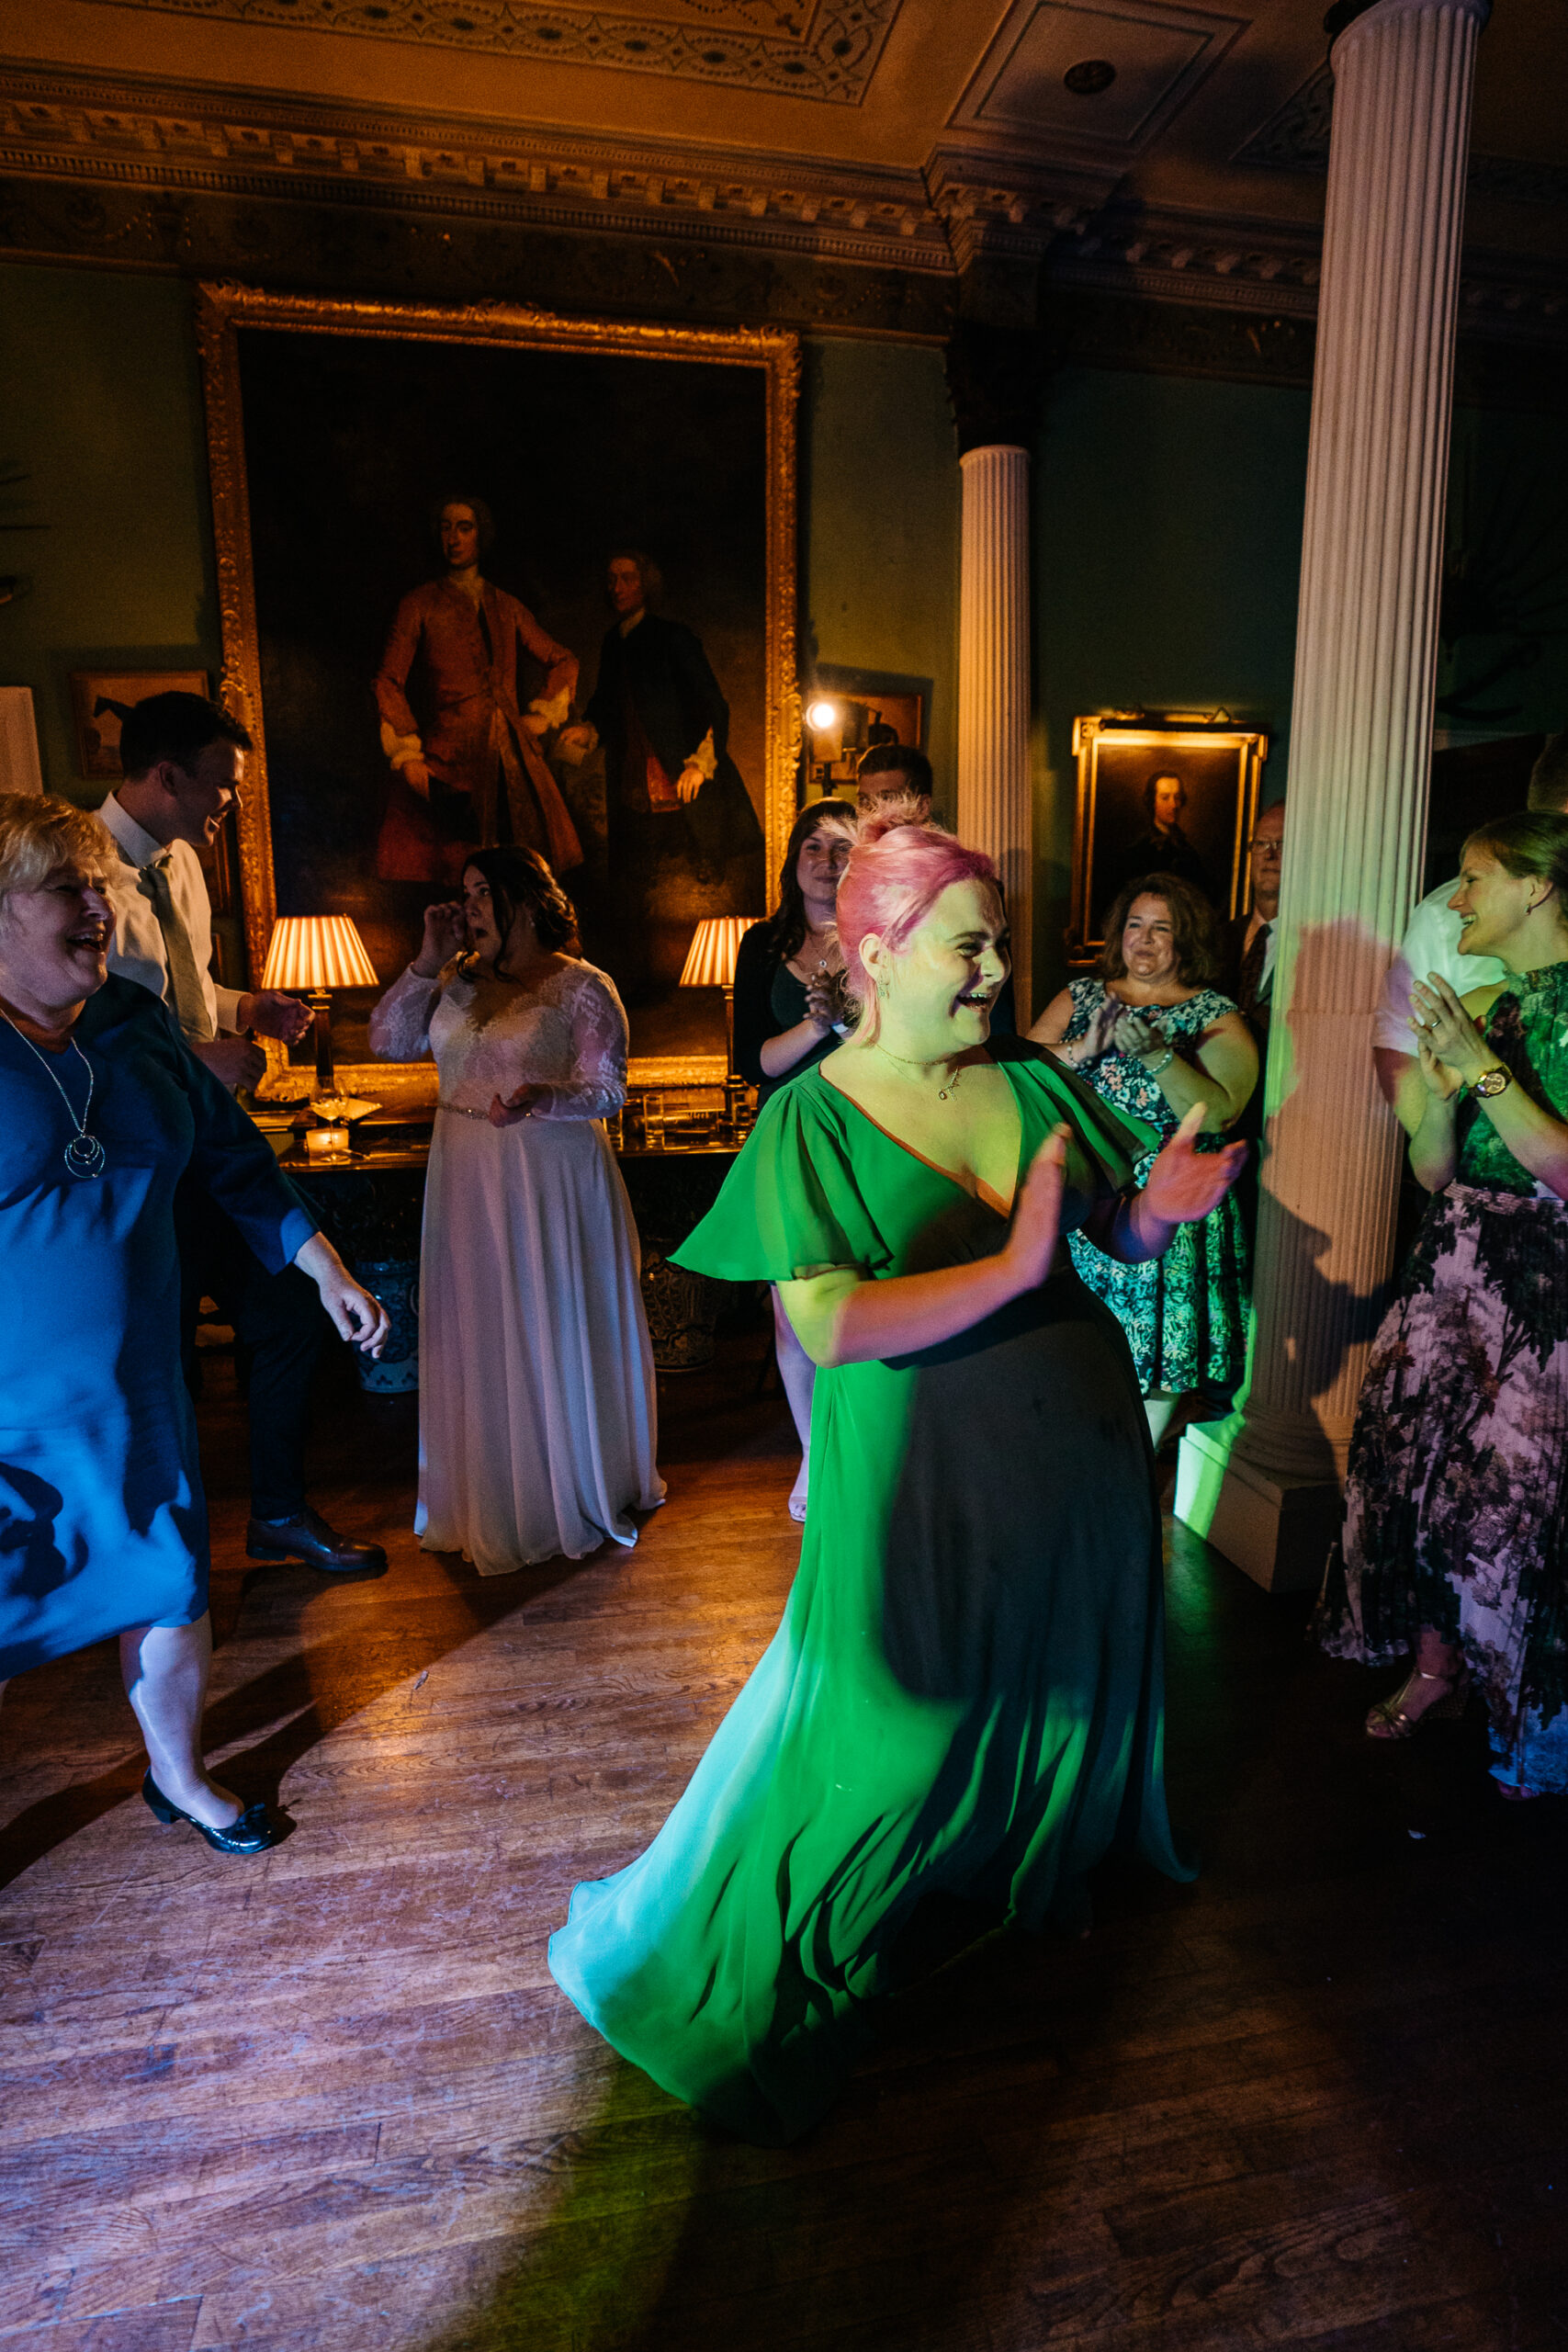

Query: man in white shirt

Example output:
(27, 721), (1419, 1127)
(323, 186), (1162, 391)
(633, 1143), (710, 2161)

(97, 692), (386, 1575)
(1374, 734), (1568, 1134)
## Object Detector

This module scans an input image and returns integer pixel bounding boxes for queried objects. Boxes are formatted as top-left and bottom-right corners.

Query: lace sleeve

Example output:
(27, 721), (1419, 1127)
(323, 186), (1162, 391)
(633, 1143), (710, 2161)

(530, 968), (629, 1121)
(367, 966), (439, 1061)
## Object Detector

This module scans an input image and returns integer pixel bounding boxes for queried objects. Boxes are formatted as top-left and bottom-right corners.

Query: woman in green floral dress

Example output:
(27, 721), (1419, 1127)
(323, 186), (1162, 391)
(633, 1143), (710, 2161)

(1031, 875), (1258, 1446)
(1320, 813), (1568, 1801)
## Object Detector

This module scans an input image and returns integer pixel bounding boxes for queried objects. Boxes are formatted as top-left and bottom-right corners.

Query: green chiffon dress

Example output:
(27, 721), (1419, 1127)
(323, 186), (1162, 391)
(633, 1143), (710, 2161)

(548, 1039), (1192, 2144)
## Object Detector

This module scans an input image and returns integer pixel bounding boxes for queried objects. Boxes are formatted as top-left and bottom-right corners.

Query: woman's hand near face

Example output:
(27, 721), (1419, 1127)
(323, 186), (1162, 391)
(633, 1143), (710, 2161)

(413, 899), (467, 977)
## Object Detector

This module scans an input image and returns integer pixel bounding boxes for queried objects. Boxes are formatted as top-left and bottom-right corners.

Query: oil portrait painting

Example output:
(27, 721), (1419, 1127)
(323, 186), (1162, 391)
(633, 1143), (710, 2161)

(199, 288), (796, 1085)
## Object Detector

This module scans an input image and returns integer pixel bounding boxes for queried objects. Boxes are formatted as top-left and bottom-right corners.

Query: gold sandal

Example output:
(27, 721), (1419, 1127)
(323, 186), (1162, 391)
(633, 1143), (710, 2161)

(1365, 1666), (1470, 1740)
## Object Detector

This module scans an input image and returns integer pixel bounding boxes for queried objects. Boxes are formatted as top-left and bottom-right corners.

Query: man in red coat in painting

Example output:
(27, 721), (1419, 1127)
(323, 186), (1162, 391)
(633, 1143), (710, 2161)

(373, 495), (582, 884)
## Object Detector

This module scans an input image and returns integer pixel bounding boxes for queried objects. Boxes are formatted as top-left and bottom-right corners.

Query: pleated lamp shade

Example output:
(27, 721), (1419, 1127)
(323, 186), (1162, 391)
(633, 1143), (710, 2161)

(678, 916), (761, 990)
(260, 915), (380, 993)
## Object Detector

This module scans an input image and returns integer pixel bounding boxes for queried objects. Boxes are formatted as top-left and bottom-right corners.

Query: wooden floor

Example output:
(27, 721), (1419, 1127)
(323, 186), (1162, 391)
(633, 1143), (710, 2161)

(4, 1334), (1568, 2352)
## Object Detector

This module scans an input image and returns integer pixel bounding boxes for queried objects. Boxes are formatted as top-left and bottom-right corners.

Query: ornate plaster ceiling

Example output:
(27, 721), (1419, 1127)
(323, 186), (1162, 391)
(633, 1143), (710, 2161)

(0, 0), (1562, 337)
(89, 0), (907, 103)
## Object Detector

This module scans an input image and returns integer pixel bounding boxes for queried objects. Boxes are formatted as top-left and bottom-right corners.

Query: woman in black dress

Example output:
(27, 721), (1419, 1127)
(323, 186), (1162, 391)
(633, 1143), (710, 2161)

(732, 797), (859, 1519)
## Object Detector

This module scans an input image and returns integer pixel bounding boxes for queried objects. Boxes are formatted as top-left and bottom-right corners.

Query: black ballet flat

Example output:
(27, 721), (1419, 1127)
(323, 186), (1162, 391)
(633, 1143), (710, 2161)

(141, 1771), (283, 1856)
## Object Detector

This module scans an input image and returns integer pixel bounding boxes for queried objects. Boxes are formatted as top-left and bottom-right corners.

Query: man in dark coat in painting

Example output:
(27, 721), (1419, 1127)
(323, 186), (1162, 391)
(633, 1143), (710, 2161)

(373, 494), (582, 885)
(558, 549), (763, 1004)
(1099, 769), (1218, 921)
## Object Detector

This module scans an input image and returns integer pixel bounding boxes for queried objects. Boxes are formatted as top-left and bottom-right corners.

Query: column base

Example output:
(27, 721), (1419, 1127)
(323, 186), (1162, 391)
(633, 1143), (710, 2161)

(1175, 1422), (1340, 1595)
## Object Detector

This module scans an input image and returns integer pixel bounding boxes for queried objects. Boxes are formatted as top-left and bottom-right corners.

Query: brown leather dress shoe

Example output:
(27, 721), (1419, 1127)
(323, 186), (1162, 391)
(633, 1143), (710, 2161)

(246, 1504), (388, 1574)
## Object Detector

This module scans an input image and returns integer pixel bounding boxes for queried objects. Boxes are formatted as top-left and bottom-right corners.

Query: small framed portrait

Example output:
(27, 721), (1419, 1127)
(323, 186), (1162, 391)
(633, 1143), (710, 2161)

(803, 664), (929, 797)
(1066, 718), (1269, 964)
(70, 669), (210, 780)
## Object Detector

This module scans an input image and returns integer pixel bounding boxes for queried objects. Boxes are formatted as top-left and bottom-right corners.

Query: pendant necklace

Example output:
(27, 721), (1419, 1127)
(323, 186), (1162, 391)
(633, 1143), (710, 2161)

(874, 1041), (961, 1102)
(0, 1007), (106, 1178)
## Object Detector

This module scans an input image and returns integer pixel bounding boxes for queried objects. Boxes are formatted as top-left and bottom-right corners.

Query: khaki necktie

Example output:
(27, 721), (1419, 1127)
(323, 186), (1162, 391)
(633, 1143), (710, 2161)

(140, 854), (216, 1043)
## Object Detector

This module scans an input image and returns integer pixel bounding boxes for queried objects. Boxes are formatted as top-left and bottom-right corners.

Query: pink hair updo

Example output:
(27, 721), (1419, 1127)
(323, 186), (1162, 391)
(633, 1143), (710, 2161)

(834, 818), (1002, 1003)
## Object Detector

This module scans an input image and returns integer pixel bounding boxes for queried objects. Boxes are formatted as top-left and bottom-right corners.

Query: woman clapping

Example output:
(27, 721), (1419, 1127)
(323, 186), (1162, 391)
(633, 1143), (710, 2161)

(1321, 812), (1568, 1801)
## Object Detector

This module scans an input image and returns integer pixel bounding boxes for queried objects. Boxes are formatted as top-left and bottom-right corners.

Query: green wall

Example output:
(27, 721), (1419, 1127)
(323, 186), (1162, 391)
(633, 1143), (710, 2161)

(800, 336), (961, 814)
(5, 258), (1561, 1016)
(0, 263), (220, 801)
(1032, 365), (1313, 997)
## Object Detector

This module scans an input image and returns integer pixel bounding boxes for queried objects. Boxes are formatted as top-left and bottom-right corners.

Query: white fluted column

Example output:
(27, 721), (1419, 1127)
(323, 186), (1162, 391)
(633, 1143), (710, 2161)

(1179, 0), (1490, 1587)
(957, 444), (1032, 1023)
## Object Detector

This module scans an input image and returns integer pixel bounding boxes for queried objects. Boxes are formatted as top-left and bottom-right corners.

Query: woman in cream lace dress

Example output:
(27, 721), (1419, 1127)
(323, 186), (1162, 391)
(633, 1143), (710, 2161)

(370, 847), (663, 1573)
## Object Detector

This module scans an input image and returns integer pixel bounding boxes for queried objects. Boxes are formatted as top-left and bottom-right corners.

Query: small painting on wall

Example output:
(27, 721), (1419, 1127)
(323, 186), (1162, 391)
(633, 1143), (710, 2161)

(1067, 717), (1269, 966)
(70, 670), (210, 780)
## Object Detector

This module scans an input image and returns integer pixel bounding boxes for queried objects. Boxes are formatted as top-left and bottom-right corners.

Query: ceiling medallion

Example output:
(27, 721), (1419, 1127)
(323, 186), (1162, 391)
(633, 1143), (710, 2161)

(1062, 58), (1117, 95)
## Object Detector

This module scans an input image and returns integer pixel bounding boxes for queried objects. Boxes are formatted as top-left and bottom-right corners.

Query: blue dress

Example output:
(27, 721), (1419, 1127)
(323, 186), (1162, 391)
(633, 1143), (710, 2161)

(0, 978), (316, 1677)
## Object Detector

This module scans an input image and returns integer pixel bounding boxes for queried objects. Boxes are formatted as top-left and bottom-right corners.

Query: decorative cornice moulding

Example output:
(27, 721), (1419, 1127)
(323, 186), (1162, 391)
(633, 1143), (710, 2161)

(0, 66), (951, 271)
(94, 0), (905, 103)
(0, 62), (1562, 347)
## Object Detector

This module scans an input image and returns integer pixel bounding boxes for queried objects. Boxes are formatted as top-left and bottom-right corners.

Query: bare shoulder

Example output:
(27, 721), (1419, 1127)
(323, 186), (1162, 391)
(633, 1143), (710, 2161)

(1029, 984), (1077, 1044)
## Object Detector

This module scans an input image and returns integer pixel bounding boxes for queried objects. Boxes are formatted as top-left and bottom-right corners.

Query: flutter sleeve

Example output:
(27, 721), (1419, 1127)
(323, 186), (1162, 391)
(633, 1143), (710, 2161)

(528, 969), (628, 1121)
(368, 966), (440, 1061)
(671, 1082), (888, 1283)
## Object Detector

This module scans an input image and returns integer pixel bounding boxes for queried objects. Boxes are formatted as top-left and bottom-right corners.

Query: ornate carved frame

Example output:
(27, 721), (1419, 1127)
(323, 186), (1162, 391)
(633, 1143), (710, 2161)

(195, 279), (799, 1098)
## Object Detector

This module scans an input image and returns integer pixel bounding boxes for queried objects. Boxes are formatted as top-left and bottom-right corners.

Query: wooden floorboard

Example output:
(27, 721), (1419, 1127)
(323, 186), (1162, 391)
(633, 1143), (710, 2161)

(4, 1332), (1568, 2350)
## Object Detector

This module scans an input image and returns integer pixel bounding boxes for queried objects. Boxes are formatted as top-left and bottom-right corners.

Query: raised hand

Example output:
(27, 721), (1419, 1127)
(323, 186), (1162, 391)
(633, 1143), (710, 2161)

(1112, 1008), (1166, 1060)
(414, 899), (468, 976)
(1002, 1125), (1070, 1292)
(1411, 975), (1489, 1086)
(1141, 1102), (1247, 1227)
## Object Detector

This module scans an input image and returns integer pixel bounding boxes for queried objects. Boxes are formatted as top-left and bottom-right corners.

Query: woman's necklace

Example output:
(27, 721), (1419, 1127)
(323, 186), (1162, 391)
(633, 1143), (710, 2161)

(874, 1041), (963, 1101)
(0, 1006), (106, 1178)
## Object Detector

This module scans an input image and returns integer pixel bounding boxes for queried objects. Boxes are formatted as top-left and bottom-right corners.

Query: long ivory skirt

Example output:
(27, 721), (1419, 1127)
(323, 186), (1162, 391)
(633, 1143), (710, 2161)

(416, 1113), (664, 1574)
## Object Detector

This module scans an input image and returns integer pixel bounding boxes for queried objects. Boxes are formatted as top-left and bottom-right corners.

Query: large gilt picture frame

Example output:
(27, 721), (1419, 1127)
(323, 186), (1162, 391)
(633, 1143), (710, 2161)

(1066, 717), (1268, 966)
(197, 282), (798, 1098)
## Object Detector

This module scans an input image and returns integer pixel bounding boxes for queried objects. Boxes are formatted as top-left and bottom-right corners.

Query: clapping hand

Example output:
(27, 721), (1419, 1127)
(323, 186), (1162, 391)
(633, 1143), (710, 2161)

(1002, 1125), (1070, 1291)
(1071, 994), (1123, 1066)
(1141, 1103), (1247, 1226)
(805, 963), (842, 1034)
(1411, 975), (1488, 1099)
(1112, 1008), (1166, 1060)
(239, 988), (313, 1046)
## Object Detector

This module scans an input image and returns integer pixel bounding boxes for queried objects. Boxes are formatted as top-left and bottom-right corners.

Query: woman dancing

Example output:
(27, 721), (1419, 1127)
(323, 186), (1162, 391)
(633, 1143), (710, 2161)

(1321, 811), (1568, 1801)
(549, 820), (1244, 2143)
(370, 846), (663, 1574)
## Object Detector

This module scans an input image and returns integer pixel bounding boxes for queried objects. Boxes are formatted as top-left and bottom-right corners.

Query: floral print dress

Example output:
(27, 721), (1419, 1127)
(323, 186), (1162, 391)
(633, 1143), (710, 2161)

(1061, 978), (1249, 1399)
(1320, 962), (1568, 1793)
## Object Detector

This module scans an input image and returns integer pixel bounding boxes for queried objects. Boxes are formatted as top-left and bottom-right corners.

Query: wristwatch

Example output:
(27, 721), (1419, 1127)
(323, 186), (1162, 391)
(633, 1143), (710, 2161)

(1470, 1066), (1513, 1099)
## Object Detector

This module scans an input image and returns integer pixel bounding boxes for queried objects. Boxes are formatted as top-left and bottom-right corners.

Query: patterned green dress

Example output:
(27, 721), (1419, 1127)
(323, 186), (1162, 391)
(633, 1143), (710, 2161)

(1321, 962), (1568, 1794)
(548, 1041), (1191, 2144)
(1060, 979), (1249, 1398)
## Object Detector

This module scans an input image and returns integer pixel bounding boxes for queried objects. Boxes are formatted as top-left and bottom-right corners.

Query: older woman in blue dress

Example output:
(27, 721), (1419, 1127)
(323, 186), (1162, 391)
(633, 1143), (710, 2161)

(0, 796), (389, 1854)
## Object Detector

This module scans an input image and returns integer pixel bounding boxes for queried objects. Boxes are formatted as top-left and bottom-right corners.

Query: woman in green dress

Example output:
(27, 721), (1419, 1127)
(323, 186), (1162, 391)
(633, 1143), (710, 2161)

(549, 821), (1245, 2144)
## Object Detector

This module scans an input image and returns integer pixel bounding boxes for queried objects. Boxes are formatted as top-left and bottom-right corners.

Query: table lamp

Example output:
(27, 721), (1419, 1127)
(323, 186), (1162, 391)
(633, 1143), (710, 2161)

(678, 916), (761, 1077)
(260, 914), (380, 1099)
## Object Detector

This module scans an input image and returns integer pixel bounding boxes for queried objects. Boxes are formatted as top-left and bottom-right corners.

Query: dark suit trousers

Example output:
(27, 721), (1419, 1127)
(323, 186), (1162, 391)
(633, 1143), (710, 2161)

(176, 1181), (325, 1520)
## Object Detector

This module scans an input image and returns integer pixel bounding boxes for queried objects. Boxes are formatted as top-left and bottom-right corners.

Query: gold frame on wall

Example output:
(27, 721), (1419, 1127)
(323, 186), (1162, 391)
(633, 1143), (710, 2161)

(196, 279), (800, 1099)
(1066, 717), (1268, 966)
